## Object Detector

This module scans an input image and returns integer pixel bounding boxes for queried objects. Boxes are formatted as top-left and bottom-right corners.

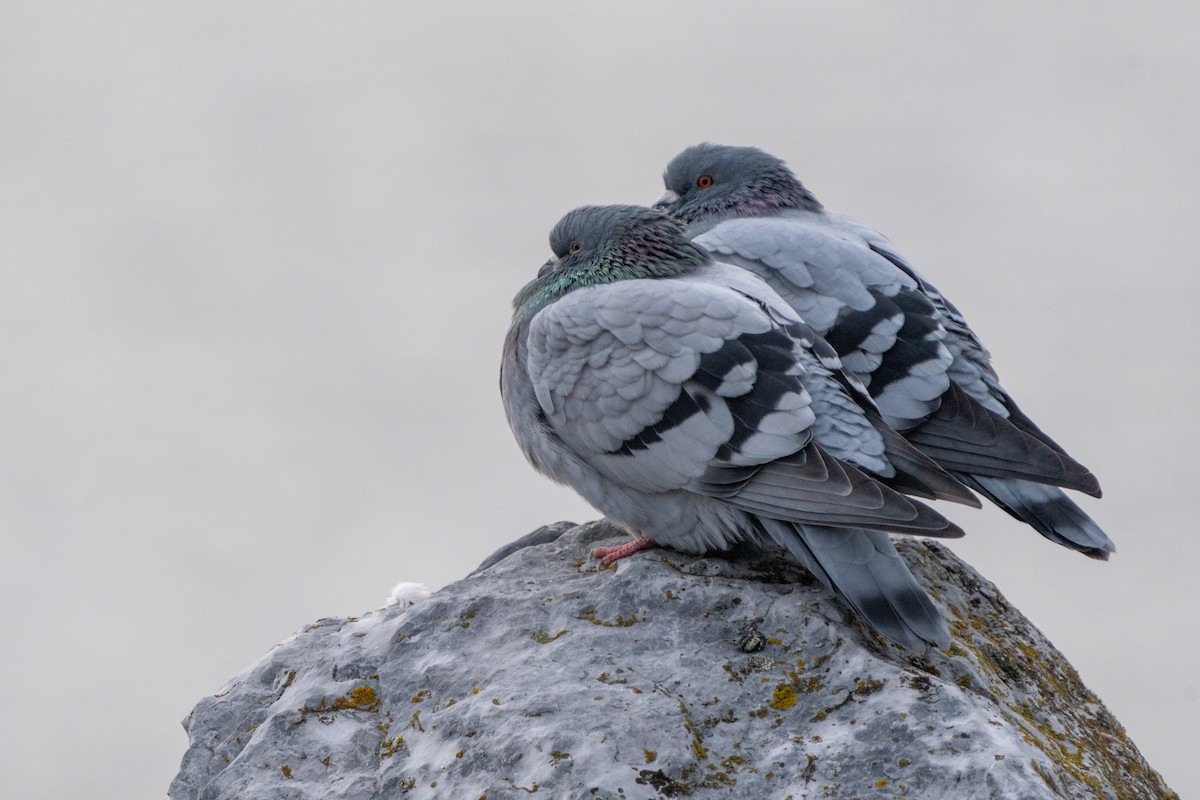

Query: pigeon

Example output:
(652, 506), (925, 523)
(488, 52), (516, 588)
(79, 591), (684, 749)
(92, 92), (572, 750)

(654, 143), (1113, 558)
(501, 204), (982, 649)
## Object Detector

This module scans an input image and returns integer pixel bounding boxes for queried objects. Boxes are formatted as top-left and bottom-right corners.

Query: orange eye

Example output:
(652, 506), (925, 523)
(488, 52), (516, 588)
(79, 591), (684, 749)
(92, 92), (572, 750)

(569, 242), (583, 254)
(696, 174), (714, 188)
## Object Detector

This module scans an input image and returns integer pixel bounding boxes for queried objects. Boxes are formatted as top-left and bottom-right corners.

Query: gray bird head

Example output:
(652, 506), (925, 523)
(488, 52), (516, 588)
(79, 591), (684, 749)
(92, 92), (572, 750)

(655, 143), (823, 228)
(547, 204), (709, 272)
(514, 205), (710, 320)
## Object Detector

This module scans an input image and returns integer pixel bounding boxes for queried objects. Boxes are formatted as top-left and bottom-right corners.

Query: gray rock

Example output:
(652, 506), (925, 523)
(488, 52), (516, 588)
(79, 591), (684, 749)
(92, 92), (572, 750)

(171, 521), (1178, 799)
(469, 520), (576, 576)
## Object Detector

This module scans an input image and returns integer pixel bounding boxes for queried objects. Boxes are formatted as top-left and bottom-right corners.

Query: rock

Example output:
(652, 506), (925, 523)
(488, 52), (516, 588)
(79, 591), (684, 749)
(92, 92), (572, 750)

(170, 521), (1178, 800)
(468, 520), (574, 576)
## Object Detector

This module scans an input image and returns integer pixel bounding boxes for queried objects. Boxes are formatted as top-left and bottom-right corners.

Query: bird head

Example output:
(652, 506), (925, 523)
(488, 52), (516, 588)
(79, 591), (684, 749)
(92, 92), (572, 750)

(543, 204), (709, 278)
(513, 205), (709, 319)
(655, 143), (822, 228)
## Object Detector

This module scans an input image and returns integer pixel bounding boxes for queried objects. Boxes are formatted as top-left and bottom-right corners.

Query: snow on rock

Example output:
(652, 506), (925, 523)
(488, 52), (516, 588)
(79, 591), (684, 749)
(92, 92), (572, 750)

(170, 521), (1178, 799)
(385, 582), (431, 609)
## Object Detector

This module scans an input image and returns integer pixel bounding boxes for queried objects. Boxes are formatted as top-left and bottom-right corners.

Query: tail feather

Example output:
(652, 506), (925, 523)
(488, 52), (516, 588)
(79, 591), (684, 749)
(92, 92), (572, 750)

(821, 354), (980, 508)
(869, 415), (981, 508)
(758, 518), (948, 650)
(955, 474), (1114, 559)
(905, 382), (1102, 497)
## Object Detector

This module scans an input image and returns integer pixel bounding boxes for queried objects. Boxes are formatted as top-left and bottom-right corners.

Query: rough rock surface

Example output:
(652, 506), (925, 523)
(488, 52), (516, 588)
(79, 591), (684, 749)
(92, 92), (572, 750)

(171, 521), (1177, 800)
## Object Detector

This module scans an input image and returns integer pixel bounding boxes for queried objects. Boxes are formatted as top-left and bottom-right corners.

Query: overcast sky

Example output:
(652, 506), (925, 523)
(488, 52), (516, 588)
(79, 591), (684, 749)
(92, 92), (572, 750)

(2, 3), (1197, 798)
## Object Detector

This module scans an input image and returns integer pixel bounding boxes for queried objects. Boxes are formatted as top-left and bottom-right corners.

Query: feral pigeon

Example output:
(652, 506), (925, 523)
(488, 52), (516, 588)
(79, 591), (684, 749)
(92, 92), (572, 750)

(501, 204), (981, 649)
(655, 144), (1113, 559)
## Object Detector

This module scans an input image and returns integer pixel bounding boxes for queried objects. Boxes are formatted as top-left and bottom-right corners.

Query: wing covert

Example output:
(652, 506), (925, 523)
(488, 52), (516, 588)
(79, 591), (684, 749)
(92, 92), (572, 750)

(525, 279), (818, 493)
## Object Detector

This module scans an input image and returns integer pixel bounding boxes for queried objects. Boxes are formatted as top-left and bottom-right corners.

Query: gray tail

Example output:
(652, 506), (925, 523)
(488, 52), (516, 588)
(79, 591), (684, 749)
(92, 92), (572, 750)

(955, 474), (1115, 560)
(758, 518), (948, 650)
(903, 382), (1102, 497)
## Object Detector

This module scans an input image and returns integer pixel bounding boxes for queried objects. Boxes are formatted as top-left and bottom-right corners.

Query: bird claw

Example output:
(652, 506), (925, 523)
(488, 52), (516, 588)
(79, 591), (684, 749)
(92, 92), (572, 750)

(591, 536), (655, 567)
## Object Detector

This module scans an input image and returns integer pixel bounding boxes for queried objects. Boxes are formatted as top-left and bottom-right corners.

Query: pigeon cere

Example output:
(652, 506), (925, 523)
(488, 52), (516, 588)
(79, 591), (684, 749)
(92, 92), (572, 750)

(500, 145), (1112, 651)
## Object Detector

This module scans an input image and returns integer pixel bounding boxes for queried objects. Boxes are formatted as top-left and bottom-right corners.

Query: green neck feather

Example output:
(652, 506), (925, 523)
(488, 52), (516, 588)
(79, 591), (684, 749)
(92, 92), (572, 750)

(512, 244), (708, 323)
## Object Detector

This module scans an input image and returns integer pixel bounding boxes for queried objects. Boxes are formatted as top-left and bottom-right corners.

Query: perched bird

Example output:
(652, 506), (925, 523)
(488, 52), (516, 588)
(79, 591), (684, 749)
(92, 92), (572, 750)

(655, 144), (1113, 559)
(502, 204), (982, 649)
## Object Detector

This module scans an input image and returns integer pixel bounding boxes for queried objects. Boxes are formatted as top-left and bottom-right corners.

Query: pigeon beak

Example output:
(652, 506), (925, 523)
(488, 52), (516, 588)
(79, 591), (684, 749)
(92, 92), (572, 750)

(653, 189), (680, 210)
(536, 258), (556, 278)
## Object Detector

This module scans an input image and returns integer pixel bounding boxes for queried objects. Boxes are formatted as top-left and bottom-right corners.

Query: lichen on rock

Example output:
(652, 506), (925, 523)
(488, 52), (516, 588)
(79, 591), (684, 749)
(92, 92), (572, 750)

(170, 521), (1178, 799)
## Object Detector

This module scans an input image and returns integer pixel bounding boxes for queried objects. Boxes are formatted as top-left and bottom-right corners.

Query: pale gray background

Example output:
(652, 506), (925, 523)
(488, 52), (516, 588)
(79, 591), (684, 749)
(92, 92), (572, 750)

(2, 2), (1196, 798)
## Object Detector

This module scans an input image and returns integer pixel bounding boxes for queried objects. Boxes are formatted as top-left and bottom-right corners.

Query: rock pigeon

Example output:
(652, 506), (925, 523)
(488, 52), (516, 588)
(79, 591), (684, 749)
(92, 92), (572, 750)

(655, 143), (1113, 558)
(502, 204), (983, 649)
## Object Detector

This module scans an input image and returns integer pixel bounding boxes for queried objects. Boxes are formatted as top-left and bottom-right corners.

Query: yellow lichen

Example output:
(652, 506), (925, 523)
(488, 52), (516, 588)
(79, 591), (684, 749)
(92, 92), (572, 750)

(769, 684), (798, 711)
(344, 685), (378, 709)
(794, 676), (822, 694)
(579, 606), (639, 627)
(295, 683), (381, 722)
(598, 671), (635, 689)
(678, 700), (708, 761)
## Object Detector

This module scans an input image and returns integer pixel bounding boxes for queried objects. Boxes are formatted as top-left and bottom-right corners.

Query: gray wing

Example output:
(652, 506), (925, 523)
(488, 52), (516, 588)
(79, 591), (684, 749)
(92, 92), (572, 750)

(696, 215), (953, 432)
(526, 277), (961, 537)
(858, 230), (1084, 461)
(688, 261), (978, 507)
(697, 215), (1099, 496)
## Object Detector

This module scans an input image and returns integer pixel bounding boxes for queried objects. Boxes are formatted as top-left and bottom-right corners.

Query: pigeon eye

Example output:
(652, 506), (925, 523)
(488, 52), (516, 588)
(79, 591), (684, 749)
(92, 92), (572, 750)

(569, 241), (583, 254)
(696, 175), (714, 189)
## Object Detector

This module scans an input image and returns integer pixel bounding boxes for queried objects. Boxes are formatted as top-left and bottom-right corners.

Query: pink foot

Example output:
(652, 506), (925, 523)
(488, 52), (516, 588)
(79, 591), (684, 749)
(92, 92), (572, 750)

(592, 535), (656, 567)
